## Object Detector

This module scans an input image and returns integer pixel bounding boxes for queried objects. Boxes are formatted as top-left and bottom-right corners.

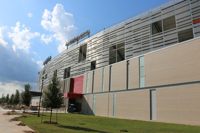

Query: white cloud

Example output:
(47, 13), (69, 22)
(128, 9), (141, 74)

(0, 23), (41, 94)
(41, 3), (76, 53)
(0, 81), (24, 96)
(27, 12), (33, 18)
(36, 60), (43, 69)
(0, 81), (38, 97)
(41, 34), (53, 44)
(0, 26), (8, 47)
(8, 22), (40, 53)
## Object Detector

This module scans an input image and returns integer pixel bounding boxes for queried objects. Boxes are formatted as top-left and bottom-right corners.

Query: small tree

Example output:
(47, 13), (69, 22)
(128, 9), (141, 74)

(6, 94), (9, 104)
(9, 94), (14, 105)
(14, 90), (20, 105)
(0, 94), (6, 104)
(42, 72), (63, 123)
(1, 94), (6, 104)
(22, 84), (32, 108)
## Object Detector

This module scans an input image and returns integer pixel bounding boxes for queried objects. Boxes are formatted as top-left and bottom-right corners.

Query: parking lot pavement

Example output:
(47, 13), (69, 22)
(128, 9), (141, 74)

(0, 107), (34, 133)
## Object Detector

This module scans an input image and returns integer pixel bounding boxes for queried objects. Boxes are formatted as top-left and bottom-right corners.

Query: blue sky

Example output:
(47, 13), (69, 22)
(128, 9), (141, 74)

(0, 0), (168, 95)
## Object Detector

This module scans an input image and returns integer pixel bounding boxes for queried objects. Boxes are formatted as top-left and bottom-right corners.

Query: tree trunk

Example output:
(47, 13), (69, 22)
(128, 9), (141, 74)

(50, 108), (52, 124)
(56, 109), (58, 123)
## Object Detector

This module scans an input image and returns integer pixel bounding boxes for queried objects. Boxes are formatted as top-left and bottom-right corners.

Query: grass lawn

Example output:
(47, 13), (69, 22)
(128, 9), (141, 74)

(19, 113), (200, 133)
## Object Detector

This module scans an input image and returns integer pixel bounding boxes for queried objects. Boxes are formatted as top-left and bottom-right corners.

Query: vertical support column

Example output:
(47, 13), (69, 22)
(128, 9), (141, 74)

(109, 65), (112, 92)
(85, 73), (88, 93)
(92, 94), (96, 115)
(101, 67), (104, 92)
(139, 56), (145, 88)
(112, 93), (116, 117)
(150, 89), (157, 120)
(92, 70), (94, 93)
(126, 60), (129, 90)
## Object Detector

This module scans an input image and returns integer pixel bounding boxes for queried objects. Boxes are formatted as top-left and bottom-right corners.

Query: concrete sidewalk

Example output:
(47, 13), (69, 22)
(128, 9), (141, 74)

(0, 107), (34, 133)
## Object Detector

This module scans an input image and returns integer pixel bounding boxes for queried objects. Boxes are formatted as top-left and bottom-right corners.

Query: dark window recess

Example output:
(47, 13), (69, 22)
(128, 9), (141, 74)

(163, 16), (176, 31)
(152, 20), (162, 34)
(54, 70), (57, 76)
(178, 28), (194, 42)
(42, 70), (46, 75)
(79, 44), (87, 62)
(64, 67), (71, 79)
(109, 43), (125, 64)
(44, 74), (47, 79)
(91, 61), (96, 70)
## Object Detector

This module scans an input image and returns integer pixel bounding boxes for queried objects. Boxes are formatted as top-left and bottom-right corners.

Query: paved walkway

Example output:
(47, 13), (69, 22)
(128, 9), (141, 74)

(0, 107), (34, 133)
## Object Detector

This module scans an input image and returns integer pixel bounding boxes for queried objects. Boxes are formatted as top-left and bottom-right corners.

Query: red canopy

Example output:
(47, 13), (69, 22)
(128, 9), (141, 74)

(64, 92), (83, 99)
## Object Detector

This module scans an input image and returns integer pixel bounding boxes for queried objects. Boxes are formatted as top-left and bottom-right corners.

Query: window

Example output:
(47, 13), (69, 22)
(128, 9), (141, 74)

(152, 20), (162, 34)
(139, 56), (145, 88)
(178, 28), (194, 42)
(91, 61), (96, 70)
(109, 43), (125, 64)
(42, 70), (46, 75)
(44, 74), (47, 79)
(163, 16), (176, 31)
(54, 70), (57, 76)
(79, 44), (87, 62)
(152, 16), (176, 34)
(64, 67), (70, 79)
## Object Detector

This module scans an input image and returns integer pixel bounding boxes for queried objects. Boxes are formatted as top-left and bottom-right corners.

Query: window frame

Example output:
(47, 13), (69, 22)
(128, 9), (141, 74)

(63, 67), (71, 79)
(151, 20), (163, 35)
(109, 43), (125, 64)
(163, 16), (176, 31)
(91, 61), (96, 70)
(78, 44), (87, 62)
(178, 28), (194, 42)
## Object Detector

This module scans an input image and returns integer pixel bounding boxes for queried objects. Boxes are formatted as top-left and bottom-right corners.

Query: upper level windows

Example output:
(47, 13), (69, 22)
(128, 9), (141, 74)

(109, 43), (125, 64)
(163, 16), (176, 31)
(54, 70), (57, 76)
(79, 44), (87, 62)
(152, 20), (162, 34)
(64, 67), (71, 79)
(152, 16), (176, 35)
(178, 28), (194, 42)
(91, 61), (96, 70)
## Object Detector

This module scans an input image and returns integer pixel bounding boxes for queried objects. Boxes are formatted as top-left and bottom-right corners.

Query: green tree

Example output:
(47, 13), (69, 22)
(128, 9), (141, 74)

(22, 84), (32, 107)
(9, 94), (14, 105)
(14, 90), (20, 105)
(2, 94), (6, 103)
(6, 94), (9, 104)
(42, 72), (63, 123)
(0, 94), (6, 104)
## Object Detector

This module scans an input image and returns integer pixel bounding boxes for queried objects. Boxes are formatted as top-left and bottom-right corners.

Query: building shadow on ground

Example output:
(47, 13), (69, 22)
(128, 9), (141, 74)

(57, 124), (109, 133)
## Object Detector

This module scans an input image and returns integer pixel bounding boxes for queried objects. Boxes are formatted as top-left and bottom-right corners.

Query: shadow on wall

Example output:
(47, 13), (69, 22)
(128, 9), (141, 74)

(81, 96), (94, 115)
(57, 124), (108, 133)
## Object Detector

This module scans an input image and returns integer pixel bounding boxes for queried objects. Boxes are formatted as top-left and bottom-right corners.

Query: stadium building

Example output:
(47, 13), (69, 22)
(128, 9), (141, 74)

(38, 0), (200, 125)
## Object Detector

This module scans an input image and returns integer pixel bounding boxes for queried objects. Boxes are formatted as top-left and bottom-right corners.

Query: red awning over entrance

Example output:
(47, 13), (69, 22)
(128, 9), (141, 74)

(64, 75), (84, 99)
(64, 92), (82, 99)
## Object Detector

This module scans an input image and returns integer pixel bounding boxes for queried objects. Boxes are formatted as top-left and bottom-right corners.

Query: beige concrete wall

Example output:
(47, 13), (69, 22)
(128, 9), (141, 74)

(108, 93), (114, 117)
(86, 71), (93, 93)
(115, 90), (150, 120)
(111, 61), (127, 91)
(64, 78), (70, 92)
(128, 58), (139, 89)
(103, 66), (110, 92)
(95, 93), (109, 116)
(157, 84), (200, 125)
(93, 68), (103, 93)
(83, 73), (87, 93)
(145, 39), (200, 86)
